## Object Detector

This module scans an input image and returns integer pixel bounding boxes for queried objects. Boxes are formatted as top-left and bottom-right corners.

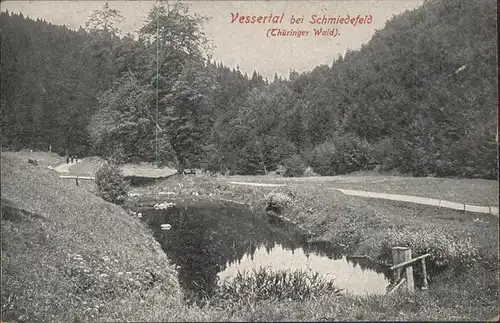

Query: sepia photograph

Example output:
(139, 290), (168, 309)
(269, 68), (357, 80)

(0, 0), (498, 321)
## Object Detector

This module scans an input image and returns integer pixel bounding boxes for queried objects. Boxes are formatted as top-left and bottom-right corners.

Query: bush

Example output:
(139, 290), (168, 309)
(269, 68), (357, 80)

(95, 163), (129, 205)
(265, 192), (293, 214)
(282, 155), (306, 177)
(275, 164), (286, 175)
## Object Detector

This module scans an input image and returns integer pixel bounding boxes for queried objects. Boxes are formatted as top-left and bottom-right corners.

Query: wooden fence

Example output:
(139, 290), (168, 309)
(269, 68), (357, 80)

(59, 175), (95, 187)
(386, 247), (431, 295)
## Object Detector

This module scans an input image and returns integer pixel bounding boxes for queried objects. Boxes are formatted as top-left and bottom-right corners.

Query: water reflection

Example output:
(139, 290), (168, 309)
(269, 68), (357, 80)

(219, 244), (390, 295)
(140, 202), (391, 299)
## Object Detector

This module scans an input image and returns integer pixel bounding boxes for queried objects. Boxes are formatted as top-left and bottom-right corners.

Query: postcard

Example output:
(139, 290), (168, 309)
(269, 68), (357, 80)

(1, 1), (498, 321)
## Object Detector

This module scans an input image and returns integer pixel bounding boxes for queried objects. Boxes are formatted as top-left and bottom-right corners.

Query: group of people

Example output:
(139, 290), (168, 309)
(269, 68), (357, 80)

(66, 154), (79, 164)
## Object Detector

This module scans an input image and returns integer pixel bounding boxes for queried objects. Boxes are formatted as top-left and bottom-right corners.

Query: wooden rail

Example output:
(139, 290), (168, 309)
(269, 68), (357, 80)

(59, 176), (95, 180)
(59, 175), (95, 186)
(389, 247), (431, 295)
(386, 278), (406, 296)
(390, 253), (431, 270)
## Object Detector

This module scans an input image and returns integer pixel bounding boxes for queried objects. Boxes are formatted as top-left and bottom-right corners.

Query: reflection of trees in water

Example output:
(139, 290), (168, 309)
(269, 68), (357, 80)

(141, 203), (391, 299)
(304, 241), (344, 260)
(346, 256), (392, 279)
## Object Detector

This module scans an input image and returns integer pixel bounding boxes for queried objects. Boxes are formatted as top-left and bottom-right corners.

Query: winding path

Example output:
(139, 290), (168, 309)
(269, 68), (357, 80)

(53, 162), (73, 173)
(229, 181), (499, 216)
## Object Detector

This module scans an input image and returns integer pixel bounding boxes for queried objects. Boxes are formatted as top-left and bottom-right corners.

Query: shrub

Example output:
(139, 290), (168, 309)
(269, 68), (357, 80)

(216, 268), (342, 304)
(283, 155), (306, 177)
(95, 163), (129, 205)
(275, 164), (286, 175)
(265, 192), (293, 214)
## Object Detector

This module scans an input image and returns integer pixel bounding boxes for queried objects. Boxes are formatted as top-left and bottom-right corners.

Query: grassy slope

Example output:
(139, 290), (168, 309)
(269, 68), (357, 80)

(0, 153), (183, 322)
(2, 150), (64, 167)
(127, 174), (499, 321)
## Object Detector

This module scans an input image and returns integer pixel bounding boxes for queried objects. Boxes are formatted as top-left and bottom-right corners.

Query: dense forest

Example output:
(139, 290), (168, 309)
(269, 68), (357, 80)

(1, 0), (497, 179)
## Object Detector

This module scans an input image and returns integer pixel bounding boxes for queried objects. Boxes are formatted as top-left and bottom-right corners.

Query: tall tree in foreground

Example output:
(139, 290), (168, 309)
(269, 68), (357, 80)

(139, 2), (213, 171)
(86, 3), (157, 162)
(160, 59), (218, 171)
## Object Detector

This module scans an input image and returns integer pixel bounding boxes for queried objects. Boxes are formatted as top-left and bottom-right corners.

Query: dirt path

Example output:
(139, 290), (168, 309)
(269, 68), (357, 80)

(228, 181), (499, 216)
(331, 188), (499, 215)
(51, 157), (177, 178)
(53, 162), (74, 173)
(229, 181), (285, 187)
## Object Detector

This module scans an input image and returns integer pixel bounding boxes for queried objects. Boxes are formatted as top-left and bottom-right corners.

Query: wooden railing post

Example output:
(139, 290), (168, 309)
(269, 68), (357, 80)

(403, 248), (414, 294)
(391, 247), (415, 294)
(391, 247), (403, 282)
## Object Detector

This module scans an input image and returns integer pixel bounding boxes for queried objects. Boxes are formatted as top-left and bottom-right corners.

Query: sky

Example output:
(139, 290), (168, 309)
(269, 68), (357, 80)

(1, 0), (424, 80)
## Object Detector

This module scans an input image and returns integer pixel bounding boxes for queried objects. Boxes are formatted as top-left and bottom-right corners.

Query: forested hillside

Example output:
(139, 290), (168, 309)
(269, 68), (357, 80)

(1, 0), (497, 179)
(1, 12), (96, 154)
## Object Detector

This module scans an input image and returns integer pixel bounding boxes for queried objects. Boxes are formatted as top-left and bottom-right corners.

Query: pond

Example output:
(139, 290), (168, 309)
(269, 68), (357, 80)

(139, 201), (391, 300)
